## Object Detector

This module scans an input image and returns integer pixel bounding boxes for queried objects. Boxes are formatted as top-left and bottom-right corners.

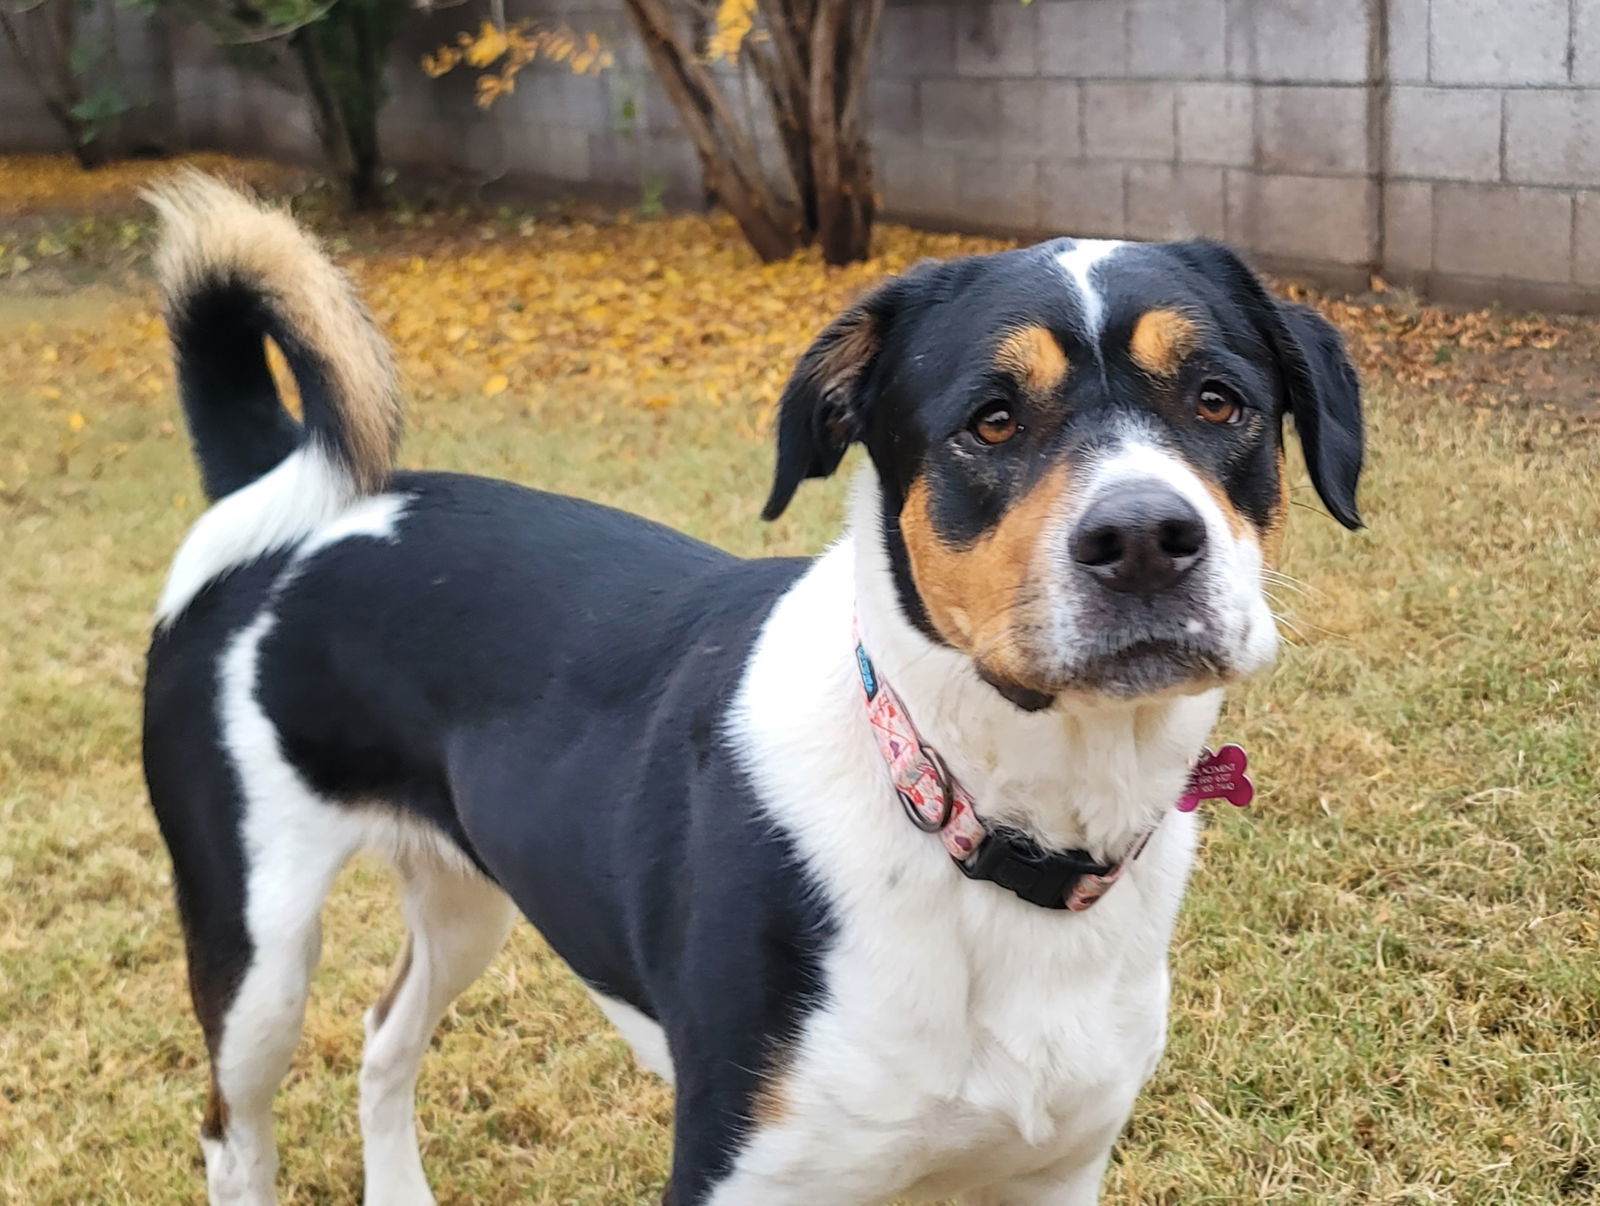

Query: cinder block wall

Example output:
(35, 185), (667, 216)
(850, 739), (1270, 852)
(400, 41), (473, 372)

(1384, 0), (1600, 309)
(9, 0), (1600, 310)
(871, 1), (1381, 287)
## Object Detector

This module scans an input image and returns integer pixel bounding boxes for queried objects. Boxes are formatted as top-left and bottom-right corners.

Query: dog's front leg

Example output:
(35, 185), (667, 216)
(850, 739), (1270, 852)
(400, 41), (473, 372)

(963, 1143), (1116, 1206)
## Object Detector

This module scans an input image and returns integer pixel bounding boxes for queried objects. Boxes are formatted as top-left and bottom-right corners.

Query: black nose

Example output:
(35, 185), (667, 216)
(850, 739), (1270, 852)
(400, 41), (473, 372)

(1072, 484), (1208, 596)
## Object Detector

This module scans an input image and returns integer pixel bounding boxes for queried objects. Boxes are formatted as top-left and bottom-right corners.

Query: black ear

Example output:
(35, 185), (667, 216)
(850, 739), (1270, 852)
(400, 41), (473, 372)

(762, 275), (913, 521)
(1271, 301), (1365, 529)
(1171, 240), (1365, 530)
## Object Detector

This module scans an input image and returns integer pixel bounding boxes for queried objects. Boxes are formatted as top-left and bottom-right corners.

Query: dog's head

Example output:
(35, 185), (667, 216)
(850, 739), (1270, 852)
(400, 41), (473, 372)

(763, 238), (1364, 710)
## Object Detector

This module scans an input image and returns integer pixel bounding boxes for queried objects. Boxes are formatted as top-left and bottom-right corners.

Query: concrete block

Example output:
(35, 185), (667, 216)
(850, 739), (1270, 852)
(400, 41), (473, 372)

(604, 73), (657, 139)
(955, 2), (1040, 77)
(1505, 91), (1600, 188)
(1039, 0), (1129, 78)
(1225, 0), (1370, 84)
(1256, 86), (1369, 175)
(1575, 0), (1600, 85)
(1084, 82), (1176, 161)
(879, 4), (957, 76)
(1126, 163), (1227, 240)
(879, 146), (962, 220)
(921, 79), (1001, 146)
(1040, 159), (1128, 237)
(958, 156), (1042, 230)
(383, 121), (447, 174)
(518, 71), (609, 131)
(1039, 81), (1085, 158)
(869, 78), (921, 140)
(1427, 0), (1569, 85)
(1386, 0), (1431, 83)
(1227, 170), (1376, 265)
(1177, 82), (1254, 166)
(538, 125), (593, 182)
(1382, 180), (1434, 271)
(1574, 194), (1600, 284)
(171, 61), (210, 108)
(587, 131), (641, 187)
(1433, 184), (1573, 281)
(1128, 0), (1227, 79)
(461, 123), (510, 177)
(503, 124), (553, 181)
(1388, 87), (1501, 181)
(998, 78), (1047, 149)
(638, 136), (703, 200)
(264, 100), (316, 160)
(556, 73), (614, 132)
(635, 73), (686, 136)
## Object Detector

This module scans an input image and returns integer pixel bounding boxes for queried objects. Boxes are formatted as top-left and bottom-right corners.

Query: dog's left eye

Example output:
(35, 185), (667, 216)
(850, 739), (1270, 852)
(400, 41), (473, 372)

(1195, 384), (1244, 426)
(970, 403), (1022, 446)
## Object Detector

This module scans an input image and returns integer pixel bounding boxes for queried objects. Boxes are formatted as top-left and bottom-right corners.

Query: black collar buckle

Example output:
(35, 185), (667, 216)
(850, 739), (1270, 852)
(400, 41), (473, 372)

(956, 824), (1114, 911)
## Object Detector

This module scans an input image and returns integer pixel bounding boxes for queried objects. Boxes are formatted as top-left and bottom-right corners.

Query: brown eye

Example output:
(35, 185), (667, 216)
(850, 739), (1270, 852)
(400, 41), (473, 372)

(971, 404), (1021, 445)
(1196, 385), (1243, 425)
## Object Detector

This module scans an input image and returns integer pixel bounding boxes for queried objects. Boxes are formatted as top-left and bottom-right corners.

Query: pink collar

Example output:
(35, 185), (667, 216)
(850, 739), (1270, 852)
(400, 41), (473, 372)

(853, 622), (1252, 912)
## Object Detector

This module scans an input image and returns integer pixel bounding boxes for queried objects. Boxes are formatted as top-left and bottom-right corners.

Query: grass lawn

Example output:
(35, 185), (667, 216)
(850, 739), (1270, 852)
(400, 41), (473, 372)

(1, 158), (1598, 1204)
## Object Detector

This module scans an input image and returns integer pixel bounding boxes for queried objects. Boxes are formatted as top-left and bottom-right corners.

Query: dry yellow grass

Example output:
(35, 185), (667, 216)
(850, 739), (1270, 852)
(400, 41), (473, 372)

(1, 166), (1598, 1204)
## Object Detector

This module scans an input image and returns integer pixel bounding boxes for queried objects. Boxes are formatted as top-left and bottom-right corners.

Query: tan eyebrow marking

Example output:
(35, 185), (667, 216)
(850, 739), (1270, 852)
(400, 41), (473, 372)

(1130, 309), (1199, 378)
(995, 324), (1069, 394)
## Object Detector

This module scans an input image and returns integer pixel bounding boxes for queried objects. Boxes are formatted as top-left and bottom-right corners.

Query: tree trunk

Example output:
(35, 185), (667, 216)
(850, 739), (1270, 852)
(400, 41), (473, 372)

(293, 30), (354, 187)
(621, 0), (800, 263)
(343, 0), (386, 210)
(807, 0), (880, 265)
(292, 23), (386, 211)
(290, 1), (389, 213)
(70, 130), (111, 168)
(629, 0), (881, 264)
(750, 0), (819, 241)
(0, 0), (109, 168)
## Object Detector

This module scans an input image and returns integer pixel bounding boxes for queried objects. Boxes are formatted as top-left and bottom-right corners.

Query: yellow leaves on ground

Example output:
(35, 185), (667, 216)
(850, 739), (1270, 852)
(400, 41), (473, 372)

(0, 153), (301, 217)
(346, 212), (1003, 420)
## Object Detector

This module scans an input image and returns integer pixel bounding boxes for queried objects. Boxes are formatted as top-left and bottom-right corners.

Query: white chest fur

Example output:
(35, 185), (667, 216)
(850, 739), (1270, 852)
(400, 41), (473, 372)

(721, 505), (1216, 1204)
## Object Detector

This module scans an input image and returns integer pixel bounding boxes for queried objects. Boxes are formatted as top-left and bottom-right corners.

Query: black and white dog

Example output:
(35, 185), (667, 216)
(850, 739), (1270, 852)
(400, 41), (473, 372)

(142, 176), (1363, 1206)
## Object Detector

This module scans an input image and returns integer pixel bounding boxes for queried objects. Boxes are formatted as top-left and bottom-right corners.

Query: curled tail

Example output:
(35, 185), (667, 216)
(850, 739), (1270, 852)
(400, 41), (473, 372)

(147, 174), (403, 625)
(146, 172), (400, 500)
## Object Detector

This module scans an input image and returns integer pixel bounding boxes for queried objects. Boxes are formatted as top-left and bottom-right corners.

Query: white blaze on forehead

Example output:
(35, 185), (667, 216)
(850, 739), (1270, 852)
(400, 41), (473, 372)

(1054, 239), (1125, 339)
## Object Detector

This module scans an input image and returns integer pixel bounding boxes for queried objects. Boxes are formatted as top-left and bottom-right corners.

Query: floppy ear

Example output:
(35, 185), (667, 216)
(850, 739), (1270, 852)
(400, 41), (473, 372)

(762, 276), (913, 521)
(1270, 300), (1365, 529)
(1171, 240), (1365, 530)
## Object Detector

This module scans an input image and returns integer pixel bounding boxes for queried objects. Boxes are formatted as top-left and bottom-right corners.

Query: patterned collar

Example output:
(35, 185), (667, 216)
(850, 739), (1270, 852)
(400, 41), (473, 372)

(853, 621), (1252, 912)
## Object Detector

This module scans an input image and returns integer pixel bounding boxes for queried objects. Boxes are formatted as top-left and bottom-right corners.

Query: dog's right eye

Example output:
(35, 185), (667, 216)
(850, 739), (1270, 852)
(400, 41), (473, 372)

(969, 404), (1022, 446)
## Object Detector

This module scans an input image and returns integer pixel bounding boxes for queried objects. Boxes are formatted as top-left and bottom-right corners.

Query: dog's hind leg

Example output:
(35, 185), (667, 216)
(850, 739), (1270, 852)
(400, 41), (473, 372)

(148, 613), (364, 1206)
(358, 849), (515, 1206)
(201, 829), (353, 1206)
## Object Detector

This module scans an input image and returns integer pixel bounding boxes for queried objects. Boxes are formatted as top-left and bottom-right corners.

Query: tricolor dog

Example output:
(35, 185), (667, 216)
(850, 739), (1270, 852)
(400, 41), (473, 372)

(142, 177), (1363, 1206)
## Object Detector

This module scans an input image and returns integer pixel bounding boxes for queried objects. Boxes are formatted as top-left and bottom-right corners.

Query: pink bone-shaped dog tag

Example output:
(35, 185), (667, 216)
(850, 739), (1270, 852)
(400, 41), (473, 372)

(1177, 744), (1254, 813)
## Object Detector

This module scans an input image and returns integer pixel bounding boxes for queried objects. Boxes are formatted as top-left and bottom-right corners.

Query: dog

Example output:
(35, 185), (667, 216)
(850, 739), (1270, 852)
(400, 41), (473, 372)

(141, 175), (1363, 1206)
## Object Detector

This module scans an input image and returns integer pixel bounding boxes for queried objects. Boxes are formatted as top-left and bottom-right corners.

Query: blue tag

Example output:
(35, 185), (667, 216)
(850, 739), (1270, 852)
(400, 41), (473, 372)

(855, 644), (878, 700)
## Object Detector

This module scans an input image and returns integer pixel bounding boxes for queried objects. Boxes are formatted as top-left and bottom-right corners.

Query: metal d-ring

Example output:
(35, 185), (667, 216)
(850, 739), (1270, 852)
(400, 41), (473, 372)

(898, 744), (955, 833)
